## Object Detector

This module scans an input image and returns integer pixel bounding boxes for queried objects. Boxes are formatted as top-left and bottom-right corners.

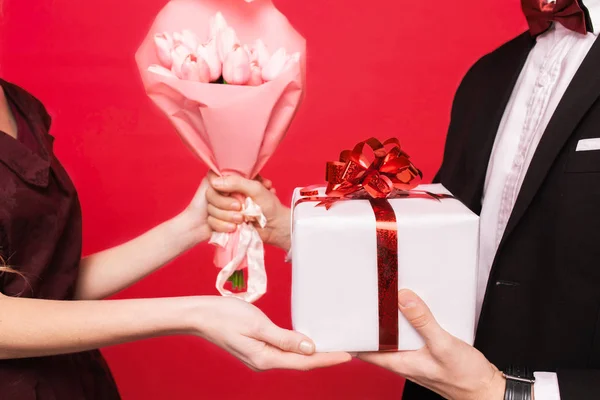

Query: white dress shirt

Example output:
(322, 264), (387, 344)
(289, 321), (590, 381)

(478, 1), (600, 398)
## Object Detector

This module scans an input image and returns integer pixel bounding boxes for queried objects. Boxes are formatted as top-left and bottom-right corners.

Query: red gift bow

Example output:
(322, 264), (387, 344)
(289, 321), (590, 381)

(327, 137), (422, 197)
(299, 137), (448, 208)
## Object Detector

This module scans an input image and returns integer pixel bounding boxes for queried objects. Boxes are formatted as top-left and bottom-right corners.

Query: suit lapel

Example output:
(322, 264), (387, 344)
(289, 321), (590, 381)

(498, 35), (600, 250)
(462, 33), (535, 213)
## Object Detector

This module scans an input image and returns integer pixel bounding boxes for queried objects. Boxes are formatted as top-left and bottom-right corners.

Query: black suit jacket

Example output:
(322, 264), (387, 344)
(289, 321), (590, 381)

(403, 32), (600, 399)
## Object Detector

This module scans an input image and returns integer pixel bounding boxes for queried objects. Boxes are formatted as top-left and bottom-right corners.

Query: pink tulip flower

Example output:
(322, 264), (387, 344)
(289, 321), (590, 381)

(261, 48), (288, 82)
(173, 30), (200, 52)
(249, 39), (270, 68)
(197, 39), (222, 82)
(148, 64), (177, 79)
(154, 33), (174, 68)
(217, 26), (240, 62)
(247, 62), (263, 86)
(209, 12), (229, 39)
(171, 44), (192, 78)
(181, 54), (211, 82)
(222, 46), (251, 85)
(282, 52), (301, 74)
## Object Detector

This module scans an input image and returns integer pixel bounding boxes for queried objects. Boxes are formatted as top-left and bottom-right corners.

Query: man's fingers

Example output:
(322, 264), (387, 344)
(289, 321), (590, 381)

(398, 290), (445, 346)
(207, 204), (243, 224)
(357, 350), (430, 378)
(357, 351), (414, 374)
(206, 186), (241, 211)
(357, 352), (395, 370)
(207, 216), (237, 233)
(209, 174), (264, 197)
(256, 175), (273, 190)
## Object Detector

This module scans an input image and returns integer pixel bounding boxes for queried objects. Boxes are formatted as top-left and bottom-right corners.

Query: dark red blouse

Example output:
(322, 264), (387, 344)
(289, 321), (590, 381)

(0, 79), (120, 400)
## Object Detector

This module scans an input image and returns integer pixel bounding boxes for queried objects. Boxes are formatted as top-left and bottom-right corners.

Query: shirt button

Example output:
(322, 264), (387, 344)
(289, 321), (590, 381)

(538, 73), (551, 87)
(514, 155), (525, 167)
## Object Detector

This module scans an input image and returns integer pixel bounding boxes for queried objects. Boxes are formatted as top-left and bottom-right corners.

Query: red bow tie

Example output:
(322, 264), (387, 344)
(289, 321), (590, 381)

(521, 0), (591, 36)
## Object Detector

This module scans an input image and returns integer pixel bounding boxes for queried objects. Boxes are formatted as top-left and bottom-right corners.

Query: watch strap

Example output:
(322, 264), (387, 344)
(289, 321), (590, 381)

(503, 366), (534, 400)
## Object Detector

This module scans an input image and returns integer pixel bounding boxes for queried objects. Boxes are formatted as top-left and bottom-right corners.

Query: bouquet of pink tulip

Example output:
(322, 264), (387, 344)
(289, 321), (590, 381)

(151, 12), (300, 87)
(136, 0), (305, 303)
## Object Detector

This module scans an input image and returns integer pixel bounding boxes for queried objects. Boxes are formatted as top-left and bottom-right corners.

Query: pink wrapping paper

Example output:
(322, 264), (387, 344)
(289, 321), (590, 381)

(136, 0), (306, 302)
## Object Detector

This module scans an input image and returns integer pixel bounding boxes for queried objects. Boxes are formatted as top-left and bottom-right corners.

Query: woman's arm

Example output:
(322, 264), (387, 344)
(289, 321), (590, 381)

(0, 293), (194, 359)
(75, 181), (211, 300)
(0, 293), (350, 370)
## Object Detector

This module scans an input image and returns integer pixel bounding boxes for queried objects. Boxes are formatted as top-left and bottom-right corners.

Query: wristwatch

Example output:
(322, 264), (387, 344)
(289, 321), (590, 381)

(503, 366), (535, 400)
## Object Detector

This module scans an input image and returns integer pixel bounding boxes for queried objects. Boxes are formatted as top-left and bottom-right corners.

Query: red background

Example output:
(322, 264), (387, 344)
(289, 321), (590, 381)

(0, 1), (527, 399)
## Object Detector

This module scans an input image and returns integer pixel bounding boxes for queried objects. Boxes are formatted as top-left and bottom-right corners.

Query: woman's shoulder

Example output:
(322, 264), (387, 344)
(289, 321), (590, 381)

(0, 78), (52, 131)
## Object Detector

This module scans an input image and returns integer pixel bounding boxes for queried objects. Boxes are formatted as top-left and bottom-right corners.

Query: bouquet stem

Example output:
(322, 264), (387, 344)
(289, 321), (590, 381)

(228, 270), (246, 290)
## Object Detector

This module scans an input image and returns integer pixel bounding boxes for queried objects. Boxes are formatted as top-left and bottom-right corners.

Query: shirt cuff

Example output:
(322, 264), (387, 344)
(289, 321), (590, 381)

(534, 372), (561, 400)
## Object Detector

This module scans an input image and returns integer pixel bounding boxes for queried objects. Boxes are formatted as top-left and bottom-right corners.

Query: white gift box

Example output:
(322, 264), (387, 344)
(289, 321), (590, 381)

(290, 184), (479, 352)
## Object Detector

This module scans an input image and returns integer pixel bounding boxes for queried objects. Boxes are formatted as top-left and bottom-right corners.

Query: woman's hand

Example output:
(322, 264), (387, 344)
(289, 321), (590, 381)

(194, 296), (352, 371)
(205, 171), (292, 251)
(178, 178), (212, 244)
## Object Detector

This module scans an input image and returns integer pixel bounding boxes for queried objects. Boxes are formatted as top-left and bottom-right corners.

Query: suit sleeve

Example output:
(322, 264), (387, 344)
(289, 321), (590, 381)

(556, 370), (600, 399)
(432, 55), (488, 185)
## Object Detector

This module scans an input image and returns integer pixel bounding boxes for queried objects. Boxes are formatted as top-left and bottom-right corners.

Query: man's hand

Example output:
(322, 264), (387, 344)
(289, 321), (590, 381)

(205, 171), (292, 250)
(358, 290), (506, 400)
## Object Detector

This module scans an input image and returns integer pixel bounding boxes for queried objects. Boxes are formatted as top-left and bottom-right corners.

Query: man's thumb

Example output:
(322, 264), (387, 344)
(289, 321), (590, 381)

(398, 289), (444, 345)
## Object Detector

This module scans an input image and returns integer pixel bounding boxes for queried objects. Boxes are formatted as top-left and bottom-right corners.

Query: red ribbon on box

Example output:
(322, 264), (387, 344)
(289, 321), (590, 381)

(294, 138), (452, 351)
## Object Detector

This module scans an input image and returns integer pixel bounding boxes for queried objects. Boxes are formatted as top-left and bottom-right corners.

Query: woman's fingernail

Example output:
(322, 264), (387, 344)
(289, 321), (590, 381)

(233, 213), (244, 223)
(231, 202), (241, 210)
(299, 340), (315, 354)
